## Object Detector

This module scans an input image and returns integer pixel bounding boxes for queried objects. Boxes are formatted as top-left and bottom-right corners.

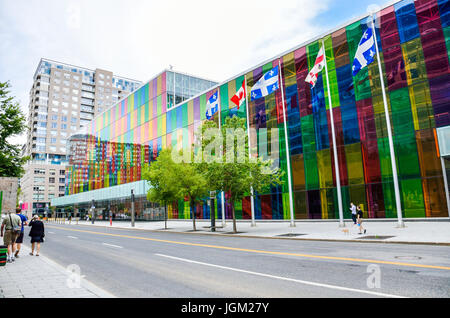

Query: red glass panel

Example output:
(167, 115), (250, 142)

(294, 47), (313, 117)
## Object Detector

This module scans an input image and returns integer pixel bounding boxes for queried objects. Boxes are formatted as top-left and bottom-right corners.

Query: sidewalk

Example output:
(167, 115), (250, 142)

(0, 245), (115, 298)
(58, 218), (450, 245)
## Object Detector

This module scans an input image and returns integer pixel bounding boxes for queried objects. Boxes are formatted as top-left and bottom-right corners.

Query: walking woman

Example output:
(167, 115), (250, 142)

(356, 205), (366, 234)
(28, 215), (45, 256)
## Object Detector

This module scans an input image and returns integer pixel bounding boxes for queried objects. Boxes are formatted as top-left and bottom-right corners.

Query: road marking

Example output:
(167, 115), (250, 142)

(155, 253), (406, 298)
(102, 243), (123, 249)
(67, 236), (78, 239)
(47, 225), (450, 271)
(48, 232), (55, 234)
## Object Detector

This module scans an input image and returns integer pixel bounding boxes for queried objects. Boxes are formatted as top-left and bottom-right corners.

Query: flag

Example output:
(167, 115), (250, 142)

(230, 81), (246, 109)
(205, 91), (219, 120)
(250, 66), (280, 101)
(352, 27), (376, 76)
(305, 45), (325, 87)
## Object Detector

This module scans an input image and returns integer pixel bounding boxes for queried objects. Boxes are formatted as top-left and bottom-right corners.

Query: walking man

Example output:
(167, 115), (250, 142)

(1, 211), (22, 263)
(14, 207), (28, 258)
(350, 202), (357, 225)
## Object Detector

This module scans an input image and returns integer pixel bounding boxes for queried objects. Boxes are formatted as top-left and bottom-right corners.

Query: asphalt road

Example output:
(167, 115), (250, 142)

(22, 223), (450, 298)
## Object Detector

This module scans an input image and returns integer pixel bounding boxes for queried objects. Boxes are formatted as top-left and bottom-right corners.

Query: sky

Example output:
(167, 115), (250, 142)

(0, 0), (390, 145)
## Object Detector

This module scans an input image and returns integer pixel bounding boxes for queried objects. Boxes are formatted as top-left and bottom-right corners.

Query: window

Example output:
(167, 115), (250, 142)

(34, 177), (45, 184)
(49, 169), (56, 175)
(62, 102), (69, 108)
(60, 132), (67, 137)
(60, 170), (65, 175)
(50, 130), (57, 136)
(59, 186), (65, 192)
(51, 115), (58, 121)
(59, 178), (65, 183)
(49, 146), (56, 152)
(53, 86), (60, 92)
(61, 116), (67, 122)
(54, 71), (61, 77)
(61, 123), (67, 129)
(49, 177), (55, 183)
(34, 169), (45, 175)
(51, 122), (57, 129)
(70, 125), (76, 131)
(60, 147), (66, 153)
(72, 96), (78, 102)
(72, 89), (79, 95)
(50, 138), (56, 144)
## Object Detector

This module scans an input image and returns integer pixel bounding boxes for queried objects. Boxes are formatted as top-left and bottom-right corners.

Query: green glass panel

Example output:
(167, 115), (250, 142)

(294, 191), (308, 219)
(144, 102), (149, 123)
(157, 95), (162, 117)
(323, 35), (340, 109)
(182, 104), (188, 127)
(157, 115), (163, 137)
(390, 87), (415, 136)
(317, 149), (333, 188)
(301, 115), (316, 153)
(382, 181), (397, 218)
(304, 151), (319, 190)
(394, 133), (420, 179)
(378, 137), (393, 182)
(200, 94), (207, 121)
(400, 178), (425, 217)
(348, 185), (367, 217)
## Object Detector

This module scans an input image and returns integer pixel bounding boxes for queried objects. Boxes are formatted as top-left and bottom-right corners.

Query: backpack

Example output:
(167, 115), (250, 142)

(9, 214), (21, 234)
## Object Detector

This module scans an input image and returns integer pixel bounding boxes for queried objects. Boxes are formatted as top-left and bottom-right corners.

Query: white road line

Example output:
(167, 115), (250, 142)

(155, 253), (407, 298)
(102, 243), (123, 249)
(48, 232), (55, 234)
(67, 236), (78, 239)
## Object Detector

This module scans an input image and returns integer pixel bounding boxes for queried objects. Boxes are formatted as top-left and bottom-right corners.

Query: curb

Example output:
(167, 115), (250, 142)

(47, 222), (450, 247)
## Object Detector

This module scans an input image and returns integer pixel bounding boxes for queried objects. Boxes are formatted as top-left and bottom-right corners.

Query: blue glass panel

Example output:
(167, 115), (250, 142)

(311, 74), (326, 113)
(286, 84), (303, 155)
(176, 106), (183, 128)
(438, 0), (450, 28)
(394, 0), (420, 43)
(314, 109), (330, 150)
(166, 111), (172, 133)
(360, 16), (383, 52)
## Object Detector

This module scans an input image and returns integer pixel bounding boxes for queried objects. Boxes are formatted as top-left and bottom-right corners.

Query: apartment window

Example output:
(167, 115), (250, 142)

(72, 96), (78, 102)
(49, 146), (56, 152)
(53, 86), (60, 92)
(72, 89), (79, 95)
(36, 137), (46, 144)
(51, 107), (59, 113)
(51, 122), (57, 129)
(64, 73), (71, 80)
(98, 80), (105, 86)
(59, 186), (65, 192)
(71, 117), (77, 123)
(59, 178), (65, 183)
(51, 115), (58, 121)
(49, 169), (56, 175)
(64, 80), (70, 86)
(48, 193), (55, 199)
(34, 169), (45, 175)
(34, 177), (45, 184)
(72, 103), (78, 109)
(62, 102), (69, 108)
(54, 78), (61, 85)
(52, 100), (59, 106)
(63, 87), (70, 94)
(48, 185), (55, 192)
(49, 177), (55, 183)
(50, 138), (56, 144)
(61, 116), (67, 122)
(60, 132), (67, 137)
(70, 125), (76, 131)
(36, 146), (45, 152)
(38, 122), (46, 128)
(54, 71), (61, 77)
(73, 75), (79, 81)
(60, 170), (65, 175)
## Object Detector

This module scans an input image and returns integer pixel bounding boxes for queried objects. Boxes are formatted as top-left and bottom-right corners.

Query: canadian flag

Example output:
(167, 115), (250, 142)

(230, 80), (246, 109)
(305, 45), (326, 87)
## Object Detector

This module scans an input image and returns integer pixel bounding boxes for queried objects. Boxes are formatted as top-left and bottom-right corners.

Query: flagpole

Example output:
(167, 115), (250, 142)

(244, 75), (256, 227)
(370, 14), (404, 227)
(218, 86), (226, 227)
(321, 39), (345, 227)
(278, 59), (295, 227)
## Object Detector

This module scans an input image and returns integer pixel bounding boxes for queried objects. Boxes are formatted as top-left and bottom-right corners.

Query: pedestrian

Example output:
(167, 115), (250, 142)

(357, 204), (366, 234)
(350, 202), (357, 225)
(28, 215), (45, 256)
(14, 207), (28, 258)
(0, 211), (22, 263)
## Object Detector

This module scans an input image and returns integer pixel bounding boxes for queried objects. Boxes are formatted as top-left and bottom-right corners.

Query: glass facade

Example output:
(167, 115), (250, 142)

(55, 0), (450, 220)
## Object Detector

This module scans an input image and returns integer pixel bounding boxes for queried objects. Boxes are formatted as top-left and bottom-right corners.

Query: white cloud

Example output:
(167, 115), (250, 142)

(0, 0), (331, 145)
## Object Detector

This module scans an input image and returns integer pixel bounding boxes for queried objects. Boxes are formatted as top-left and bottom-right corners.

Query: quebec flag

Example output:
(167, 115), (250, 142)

(205, 90), (219, 120)
(250, 66), (280, 101)
(352, 27), (376, 76)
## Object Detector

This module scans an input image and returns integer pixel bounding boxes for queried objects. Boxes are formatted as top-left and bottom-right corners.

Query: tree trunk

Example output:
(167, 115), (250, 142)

(231, 200), (237, 233)
(165, 204), (167, 230)
(191, 200), (196, 231)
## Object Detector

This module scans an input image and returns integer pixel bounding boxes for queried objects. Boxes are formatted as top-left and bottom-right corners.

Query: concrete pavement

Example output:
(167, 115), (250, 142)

(56, 218), (450, 245)
(0, 244), (115, 298)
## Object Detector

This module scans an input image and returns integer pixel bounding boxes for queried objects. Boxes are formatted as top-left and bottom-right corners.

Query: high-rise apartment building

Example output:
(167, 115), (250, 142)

(20, 58), (142, 216)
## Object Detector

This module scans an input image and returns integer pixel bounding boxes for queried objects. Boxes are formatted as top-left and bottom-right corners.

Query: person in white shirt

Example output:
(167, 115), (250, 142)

(350, 203), (357, 225)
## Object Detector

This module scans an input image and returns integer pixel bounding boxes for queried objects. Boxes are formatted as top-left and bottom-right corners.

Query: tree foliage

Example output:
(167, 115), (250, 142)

(194, 116), (284, 233)
(0, 81), (29, 177)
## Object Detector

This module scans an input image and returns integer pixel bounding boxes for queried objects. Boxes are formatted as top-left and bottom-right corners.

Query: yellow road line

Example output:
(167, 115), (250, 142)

(47, 225), (450, 271)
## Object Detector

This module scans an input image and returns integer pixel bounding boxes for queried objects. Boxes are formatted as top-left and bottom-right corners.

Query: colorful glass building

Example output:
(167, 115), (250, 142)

(52, 0), (450, 221)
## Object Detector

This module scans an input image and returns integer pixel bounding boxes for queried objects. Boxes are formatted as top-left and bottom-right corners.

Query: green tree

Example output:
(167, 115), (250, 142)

(174, 149), (209, 231)
(0, 81), (29, 177)
(142, 148), (181, 229)
(195, 116), (284, 233)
